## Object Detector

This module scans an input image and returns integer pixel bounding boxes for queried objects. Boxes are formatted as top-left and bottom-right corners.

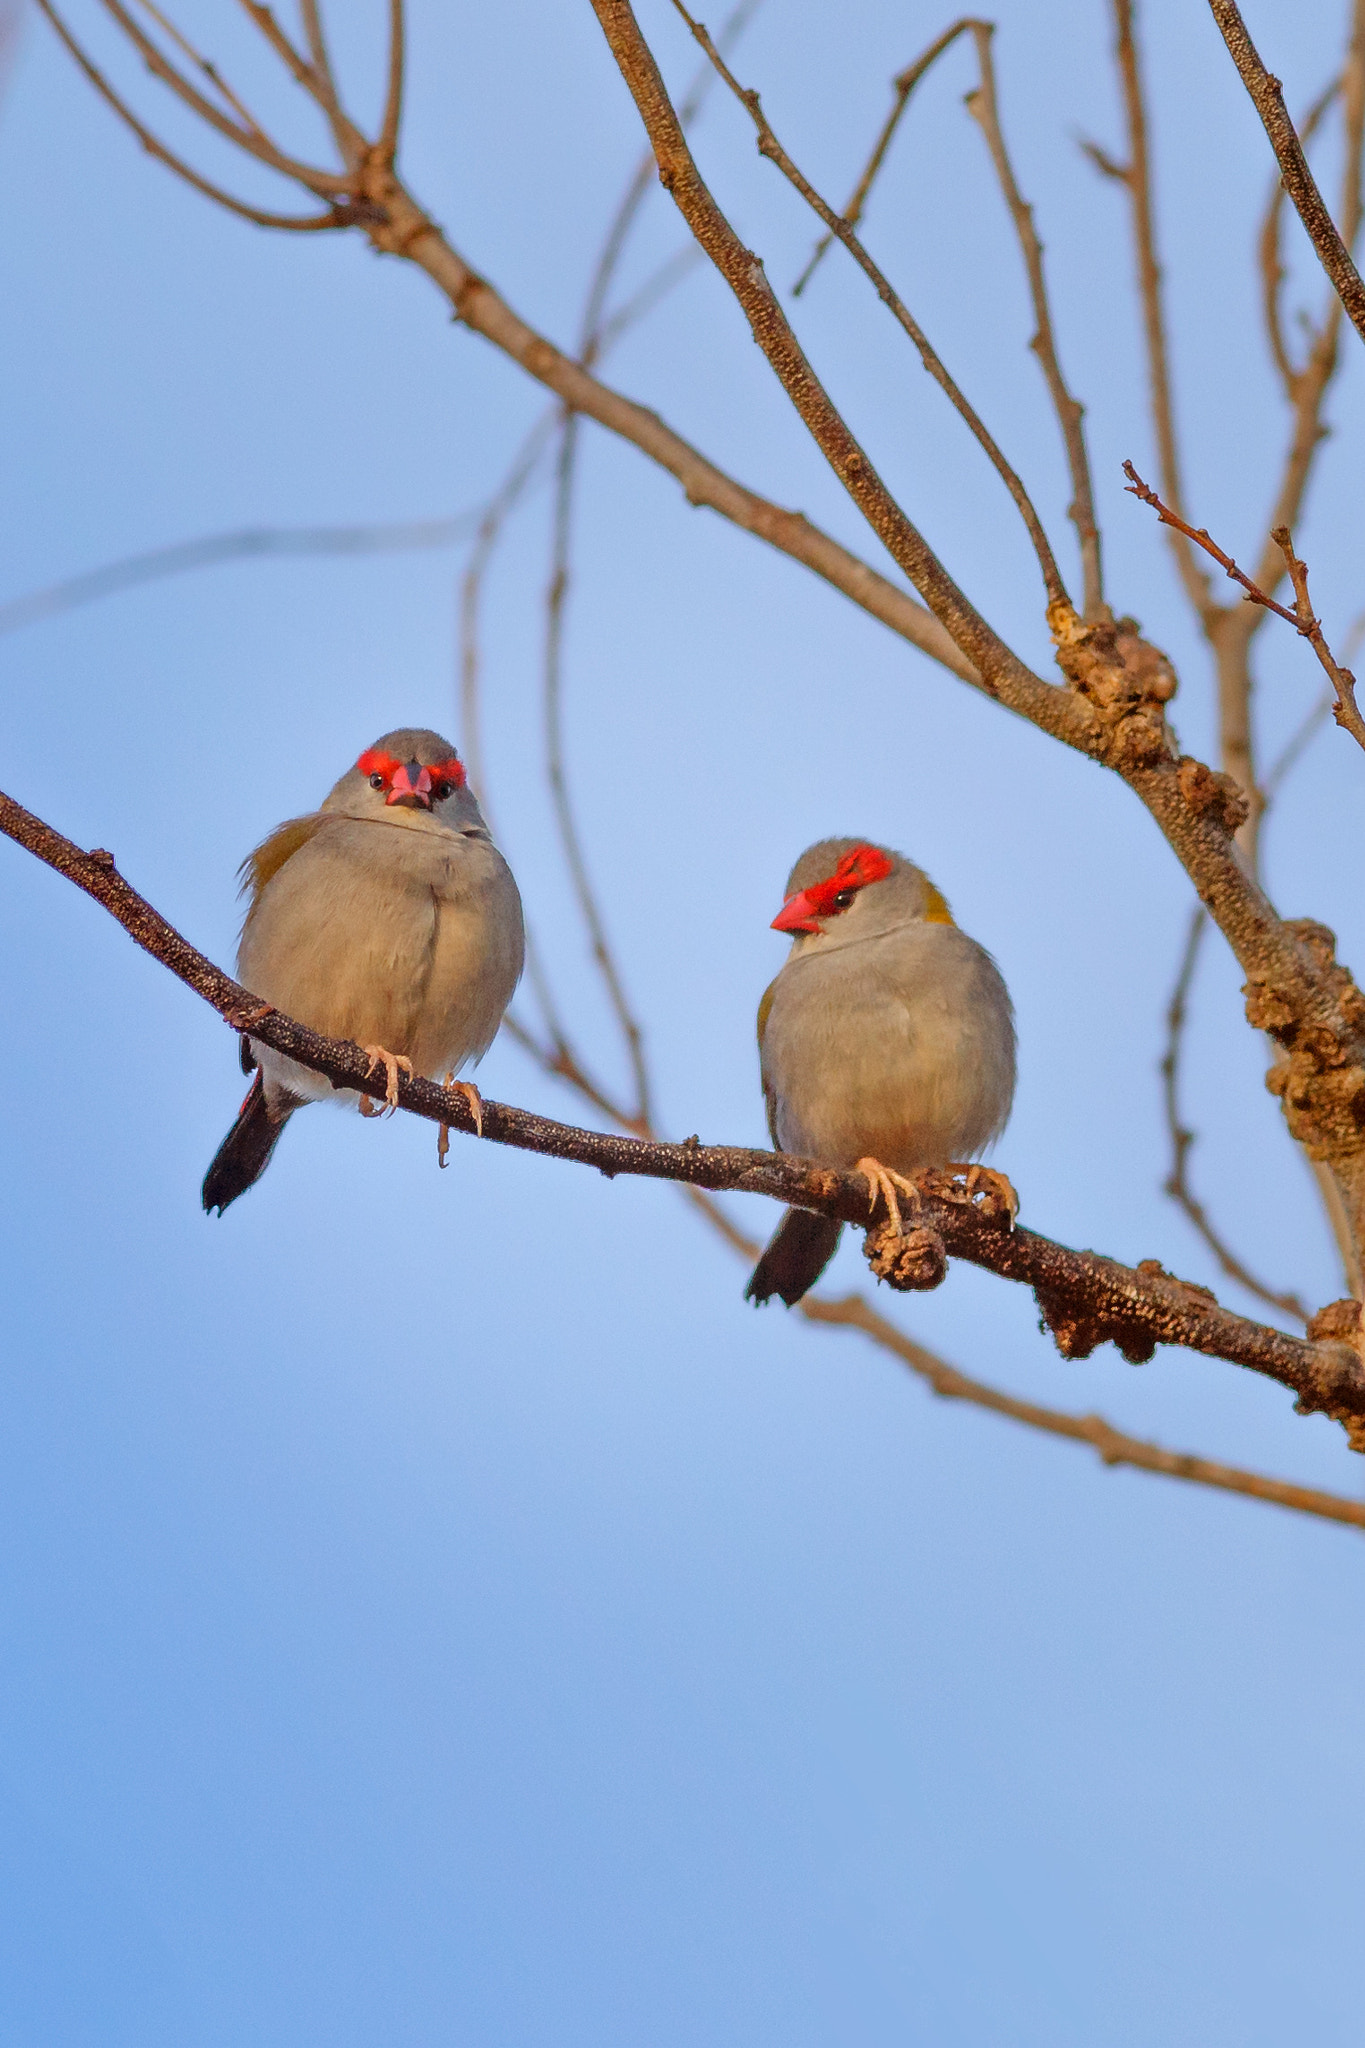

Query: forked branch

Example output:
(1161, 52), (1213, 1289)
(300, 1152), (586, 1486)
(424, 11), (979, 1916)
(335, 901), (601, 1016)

(1124, 462), (1365, 758)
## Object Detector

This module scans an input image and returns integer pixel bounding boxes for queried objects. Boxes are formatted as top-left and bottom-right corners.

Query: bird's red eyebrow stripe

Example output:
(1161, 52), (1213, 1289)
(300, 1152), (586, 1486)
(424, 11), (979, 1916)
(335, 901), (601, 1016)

(801, 843), (892, 915)
(356, 748), (401, 780)
(355, 749), (466, 787)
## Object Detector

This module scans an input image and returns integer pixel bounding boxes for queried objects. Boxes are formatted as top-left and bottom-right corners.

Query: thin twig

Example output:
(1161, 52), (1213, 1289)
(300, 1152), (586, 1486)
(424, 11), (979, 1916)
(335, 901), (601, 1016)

(34, 2), (348, 229)
(792, 17), (977, 296)
(1160, 906), (1309, 1323)
(802, 1291), (1365, 1529)
(1259, 76), (1340, 401)
(1207, 0), (1365, 346)
(0, 514), (487, 637)
(94, 0), (352, 193)
(1123, 462), (1365, 760)
(1096, 0), (1211, 617)
(670, 1), (1073, 613)
(963, 21), (1105, 619)
(377, 0), (403, 166)
(543, 416), (653, 1125)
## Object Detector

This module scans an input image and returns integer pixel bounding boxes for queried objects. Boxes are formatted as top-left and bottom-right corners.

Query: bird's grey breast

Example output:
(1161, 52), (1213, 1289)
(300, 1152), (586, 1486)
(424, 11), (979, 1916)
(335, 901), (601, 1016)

(762, 920), (1015, 1170)
(239, 815), (523, 1089)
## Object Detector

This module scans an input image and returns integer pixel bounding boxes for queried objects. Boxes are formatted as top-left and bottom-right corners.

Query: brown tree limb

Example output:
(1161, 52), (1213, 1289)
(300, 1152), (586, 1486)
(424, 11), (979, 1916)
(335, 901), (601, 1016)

(33, 1), (350, 230)
(793, 17), (977, 297)
(670, 1), (1073, 612)
(961, 21), (1106, 620)
(38, 0), (1365, 1321)
(3, 784), (1364, 1439)
(1098, 0), (1212, 619)
(800, 1292), (1365, 1529)
(1207, 0), (1365, 347)
(1160, 906), (1309, 1323)
(1259, 76), (1340, 401)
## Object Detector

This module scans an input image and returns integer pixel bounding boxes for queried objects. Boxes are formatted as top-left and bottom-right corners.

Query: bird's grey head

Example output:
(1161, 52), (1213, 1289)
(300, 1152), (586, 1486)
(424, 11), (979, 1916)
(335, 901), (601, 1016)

(770, 838), (953, 954)
(322, 728), (486, 832)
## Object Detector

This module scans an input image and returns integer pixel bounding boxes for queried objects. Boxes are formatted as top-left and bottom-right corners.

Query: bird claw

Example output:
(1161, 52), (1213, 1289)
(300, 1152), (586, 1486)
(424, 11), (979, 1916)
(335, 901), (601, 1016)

(852, 1157), (922, 1239)
(361, 1045), (414, 1114)
(437, 1075), (483, 1166)
(946, 1162), (1018, 1228)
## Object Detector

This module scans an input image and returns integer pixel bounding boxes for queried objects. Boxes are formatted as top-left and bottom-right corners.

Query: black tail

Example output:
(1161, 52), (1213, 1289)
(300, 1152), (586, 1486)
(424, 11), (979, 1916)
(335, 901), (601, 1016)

(202, 1072), (295, 1215)
(746, 1207), (843, 1306)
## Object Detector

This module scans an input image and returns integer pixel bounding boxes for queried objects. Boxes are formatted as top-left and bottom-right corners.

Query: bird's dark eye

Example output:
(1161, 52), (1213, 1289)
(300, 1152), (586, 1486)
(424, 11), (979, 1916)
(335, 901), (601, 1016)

(832, 888), (856, 910)
(433, 781), (451, 801)
(369, 772), (386, 791)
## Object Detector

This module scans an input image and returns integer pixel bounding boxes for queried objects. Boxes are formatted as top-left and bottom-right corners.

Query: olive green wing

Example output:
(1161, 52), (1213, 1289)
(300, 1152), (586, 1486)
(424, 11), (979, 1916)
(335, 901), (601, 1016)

(757, 976), (780, 1148)
(238, 812), (326, 908)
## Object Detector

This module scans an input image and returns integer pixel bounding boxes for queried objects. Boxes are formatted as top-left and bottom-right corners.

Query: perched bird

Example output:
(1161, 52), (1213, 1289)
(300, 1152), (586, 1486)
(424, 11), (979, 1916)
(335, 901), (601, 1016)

(747, 838), (1015, 1306)
(202, 728), (524, 1214)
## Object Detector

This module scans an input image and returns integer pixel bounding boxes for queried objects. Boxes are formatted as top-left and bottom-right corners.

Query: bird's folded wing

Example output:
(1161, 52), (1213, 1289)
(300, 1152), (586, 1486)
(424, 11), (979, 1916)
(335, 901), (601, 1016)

(237, 812), (326, 905)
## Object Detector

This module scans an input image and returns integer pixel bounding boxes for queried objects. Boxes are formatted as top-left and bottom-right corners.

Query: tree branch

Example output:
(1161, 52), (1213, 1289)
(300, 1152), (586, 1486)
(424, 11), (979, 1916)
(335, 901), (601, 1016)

(962, 20), (1106, 619)
(792, 17), (977, 297)
(670, 1), (1073, 613)
(4, 784), (1364, 1440)
(1207, 0), (1365, 346)
(1124, 461), (1365, 759)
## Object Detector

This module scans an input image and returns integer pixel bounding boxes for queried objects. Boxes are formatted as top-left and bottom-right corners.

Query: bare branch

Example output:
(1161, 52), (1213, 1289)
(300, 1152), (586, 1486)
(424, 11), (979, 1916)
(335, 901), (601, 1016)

(1123, 462), (1365, 760)
(1259, 76), (1340, 401)
(34, 2), (349, 229)
(544, 416), (653, 1125)
(963, 21), (1105, 619)
(1207, 0), (1365, 345)
(0, 515), (486, 637)
(94, 0), (352, 194)
(377, 0), (403, 166)
(793, 16), (977, 296)
(671, 1), (1073, 612)
(802, 1292), (1365, 1530)
(1103, 0), (1212, 618)
(1272, 525), (1365, 758)
(1161, 907), (1309, 1323)
(4, 785), (1364, 1438)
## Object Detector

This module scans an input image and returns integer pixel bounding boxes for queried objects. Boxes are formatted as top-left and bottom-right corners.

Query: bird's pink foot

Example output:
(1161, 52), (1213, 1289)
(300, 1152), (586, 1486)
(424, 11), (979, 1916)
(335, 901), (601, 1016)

(361, 1045), (414, 1114)
(437, 1075), (483, 1167)
(947, 1162), (1018, 1227)
(852, 1157), (922, 1238)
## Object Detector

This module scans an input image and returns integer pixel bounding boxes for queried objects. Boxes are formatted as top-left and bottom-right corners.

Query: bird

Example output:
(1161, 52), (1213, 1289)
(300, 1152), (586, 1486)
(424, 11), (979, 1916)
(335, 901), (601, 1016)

(202, 728), (524, 1215)
(746, 838), (1016, 1306)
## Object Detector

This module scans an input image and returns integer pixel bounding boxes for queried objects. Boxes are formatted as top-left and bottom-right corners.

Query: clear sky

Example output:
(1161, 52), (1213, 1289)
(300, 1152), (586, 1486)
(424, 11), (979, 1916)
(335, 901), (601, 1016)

(2, 1), (1363, 2041)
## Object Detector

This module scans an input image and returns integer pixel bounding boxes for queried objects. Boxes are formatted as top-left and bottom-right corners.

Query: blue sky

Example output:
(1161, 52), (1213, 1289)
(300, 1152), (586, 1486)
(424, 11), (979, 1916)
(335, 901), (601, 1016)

(2, 0), (1364, 2040)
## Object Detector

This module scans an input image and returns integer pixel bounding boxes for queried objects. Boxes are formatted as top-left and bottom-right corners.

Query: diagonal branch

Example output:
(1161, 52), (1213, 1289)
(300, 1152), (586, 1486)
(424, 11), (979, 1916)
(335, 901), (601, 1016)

(1099, 0), (1212, 618)
(1124, 462), (1365, 759)
(793, 17), (977, 296)
(1207, 0), (1365, 346)
(962, 20), (1105, 619)
(671, 1), (1072, 612)
(4, 784), (1365, 1440)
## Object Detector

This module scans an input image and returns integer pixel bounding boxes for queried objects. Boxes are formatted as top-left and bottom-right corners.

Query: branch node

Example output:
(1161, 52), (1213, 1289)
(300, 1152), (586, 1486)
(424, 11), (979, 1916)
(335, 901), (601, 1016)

(863, 1220), (947, 1291)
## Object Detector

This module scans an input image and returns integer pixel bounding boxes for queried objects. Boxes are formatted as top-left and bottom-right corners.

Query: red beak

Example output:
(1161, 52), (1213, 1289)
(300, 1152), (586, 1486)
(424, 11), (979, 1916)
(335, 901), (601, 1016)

(385, 760), (434, 809)
(771, 889), (823, 935)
